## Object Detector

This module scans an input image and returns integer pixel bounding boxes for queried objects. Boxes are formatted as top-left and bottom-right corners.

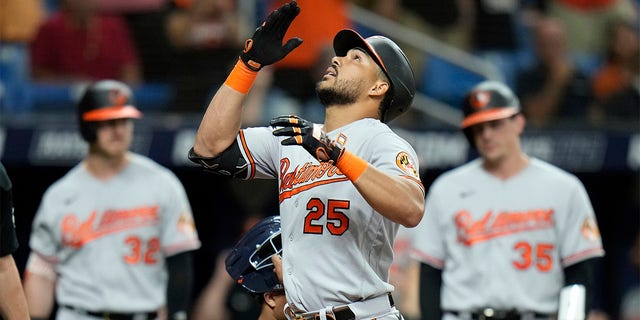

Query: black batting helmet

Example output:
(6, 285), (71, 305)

(460, 80), (521, 146)
(333, 29), (415, 123)
(225, 215), (283, 294)
(77, 80), (142, 142)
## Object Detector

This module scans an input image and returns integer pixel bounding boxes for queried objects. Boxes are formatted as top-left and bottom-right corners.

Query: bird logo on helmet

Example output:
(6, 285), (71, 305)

(333, 29), (416, 123)
(469, 91), (491, 110)
(225, 215), (283, 294)
(76, 80), (143, 142)
(108, 88), (129, 107)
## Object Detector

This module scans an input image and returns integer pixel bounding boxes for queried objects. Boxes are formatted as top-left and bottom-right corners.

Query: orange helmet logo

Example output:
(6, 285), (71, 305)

(109, 89), (128, 106)
(469, 91), (490, 110)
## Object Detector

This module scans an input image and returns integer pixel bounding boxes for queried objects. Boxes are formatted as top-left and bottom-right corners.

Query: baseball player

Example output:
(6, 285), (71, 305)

(0, 161), (29, 319)
(189, 1), (425, 320)
(410, 80), (605, 319)
(23, 80), (201, 320)
(226, 215), (287, 320)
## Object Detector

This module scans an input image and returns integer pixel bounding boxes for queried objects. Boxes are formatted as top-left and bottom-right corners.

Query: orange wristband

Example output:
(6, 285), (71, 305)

(336, 150), (368, 182)
(224, 58), (258, 94)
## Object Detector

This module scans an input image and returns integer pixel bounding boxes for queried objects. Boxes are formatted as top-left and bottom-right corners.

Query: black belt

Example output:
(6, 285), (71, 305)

(446, 309), (553, 320)
(61, 305), (157, 320)
(287, 294), (395, 320)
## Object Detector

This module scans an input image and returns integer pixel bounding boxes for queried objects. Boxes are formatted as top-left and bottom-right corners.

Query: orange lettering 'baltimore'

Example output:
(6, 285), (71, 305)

(62, 206), (159, 248)
(278, 158), (348, 202)
(454, 208), (555, 245)
(279, 159), (342, 189)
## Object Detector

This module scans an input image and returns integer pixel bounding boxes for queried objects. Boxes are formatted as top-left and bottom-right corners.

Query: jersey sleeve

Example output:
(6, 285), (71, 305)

(237, 126), (281, 180)
(557, 177), (605, 267)
(410, 181), (446, 269)
(366, 132), (423, 189)
(29, 189), (60, 261)
(0, 163), (18, 256)
(159, 172), (201, 257)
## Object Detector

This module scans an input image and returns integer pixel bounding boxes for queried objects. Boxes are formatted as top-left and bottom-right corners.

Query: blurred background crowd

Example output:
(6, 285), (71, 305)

(0, 0), (639, 319)
(1, 0), (638, 128)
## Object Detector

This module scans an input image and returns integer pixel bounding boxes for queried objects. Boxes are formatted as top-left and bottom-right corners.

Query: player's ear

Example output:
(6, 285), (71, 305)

(263, 292), (278, 308)
(369, 81), (389, 99)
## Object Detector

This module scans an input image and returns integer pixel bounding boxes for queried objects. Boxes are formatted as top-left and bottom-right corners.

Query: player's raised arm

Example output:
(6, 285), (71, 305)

(192, 1), (302, 158)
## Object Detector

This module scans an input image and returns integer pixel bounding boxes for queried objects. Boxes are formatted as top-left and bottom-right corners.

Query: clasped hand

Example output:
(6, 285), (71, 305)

(271, 115), (344, 163)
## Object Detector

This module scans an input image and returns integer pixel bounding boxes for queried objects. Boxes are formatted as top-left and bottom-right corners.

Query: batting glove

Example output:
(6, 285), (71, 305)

(271, 115), (345, 163)
(240, 1), (303, 71)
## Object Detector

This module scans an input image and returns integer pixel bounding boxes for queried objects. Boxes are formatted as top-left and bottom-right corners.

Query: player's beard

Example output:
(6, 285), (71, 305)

(316, 78), (363, 107)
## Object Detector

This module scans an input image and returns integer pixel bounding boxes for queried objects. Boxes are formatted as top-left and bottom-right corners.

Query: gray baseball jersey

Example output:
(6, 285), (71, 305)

(29, 153), (201, 313)
(411, 158), (604, 313)
(239, 118), (423, 312)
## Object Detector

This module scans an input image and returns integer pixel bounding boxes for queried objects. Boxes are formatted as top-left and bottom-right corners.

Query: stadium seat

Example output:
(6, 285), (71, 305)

(29, 82), (175, 112)
(0, 44), (33, 113)
(419, 55), (486, 108)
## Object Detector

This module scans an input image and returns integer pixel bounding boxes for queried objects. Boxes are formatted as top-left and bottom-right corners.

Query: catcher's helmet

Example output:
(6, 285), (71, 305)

(77, 80), (142, 142)
(460, 80), (521, 146)
(225, 215), (283, 294)
(333, 29), (415, 123)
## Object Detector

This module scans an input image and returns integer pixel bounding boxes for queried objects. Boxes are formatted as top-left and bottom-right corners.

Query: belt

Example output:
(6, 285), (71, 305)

(61, 305), (157, 320)
(285, 294), (395, 320)
(446, 309), (553, 320)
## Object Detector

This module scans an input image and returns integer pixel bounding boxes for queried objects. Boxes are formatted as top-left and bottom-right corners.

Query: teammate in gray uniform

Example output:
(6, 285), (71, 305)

(189, 1), (425, 320)
(410, 81), (605, 319)
(0, 161), (29, 319)
(23, 80), (201, 320)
